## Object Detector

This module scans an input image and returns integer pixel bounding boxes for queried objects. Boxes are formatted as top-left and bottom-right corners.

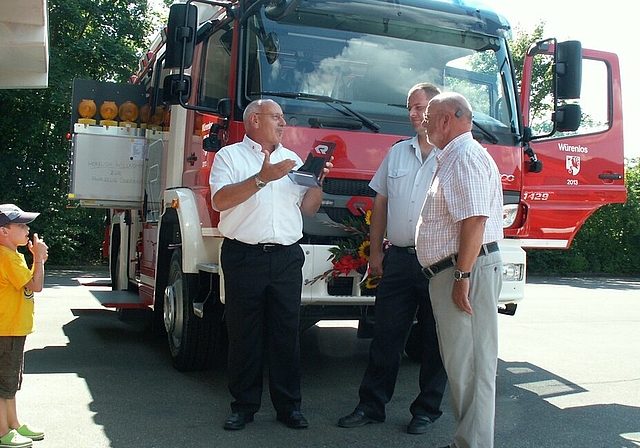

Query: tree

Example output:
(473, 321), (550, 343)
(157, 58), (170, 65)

(0, 0), (154, 265)
(510, 22), (553, 131)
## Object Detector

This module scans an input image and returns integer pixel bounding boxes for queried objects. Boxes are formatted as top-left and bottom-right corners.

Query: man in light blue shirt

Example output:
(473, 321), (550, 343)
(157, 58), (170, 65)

(338, 83), (447, 435)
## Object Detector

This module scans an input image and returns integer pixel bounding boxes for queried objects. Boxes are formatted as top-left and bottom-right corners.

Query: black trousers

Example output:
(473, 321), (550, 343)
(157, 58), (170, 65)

(356, 245), (447, 422)
(221, 239), (305, 415)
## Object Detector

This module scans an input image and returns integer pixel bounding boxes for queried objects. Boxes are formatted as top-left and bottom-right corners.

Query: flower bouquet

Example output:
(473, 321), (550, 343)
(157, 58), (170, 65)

(305, 209), (382, 292)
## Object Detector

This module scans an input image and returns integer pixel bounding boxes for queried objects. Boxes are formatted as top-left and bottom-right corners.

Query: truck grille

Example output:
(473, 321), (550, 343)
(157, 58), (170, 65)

(323, 178), (376, 197)
(322, 178), (376, 223)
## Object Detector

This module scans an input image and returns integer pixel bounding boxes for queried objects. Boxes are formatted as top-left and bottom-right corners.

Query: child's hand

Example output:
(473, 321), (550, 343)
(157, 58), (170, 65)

(29, 233), (49, 263)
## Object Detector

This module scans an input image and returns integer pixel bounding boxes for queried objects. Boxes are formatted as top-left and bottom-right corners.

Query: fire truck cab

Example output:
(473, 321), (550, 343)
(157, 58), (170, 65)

(68, 0), (626, 371)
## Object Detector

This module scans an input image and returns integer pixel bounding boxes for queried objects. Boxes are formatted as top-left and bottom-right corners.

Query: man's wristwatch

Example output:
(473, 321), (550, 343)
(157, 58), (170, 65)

(254, 174), (267, 189)
(454, 269), (471, 281)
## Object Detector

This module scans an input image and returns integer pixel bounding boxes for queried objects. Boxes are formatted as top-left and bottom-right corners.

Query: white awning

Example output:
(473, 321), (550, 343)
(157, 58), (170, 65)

(0, 0), (49, 89)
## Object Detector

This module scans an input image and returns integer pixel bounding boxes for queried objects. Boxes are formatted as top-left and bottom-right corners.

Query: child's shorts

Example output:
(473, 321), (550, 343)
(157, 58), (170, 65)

(0, 336), (26, 399)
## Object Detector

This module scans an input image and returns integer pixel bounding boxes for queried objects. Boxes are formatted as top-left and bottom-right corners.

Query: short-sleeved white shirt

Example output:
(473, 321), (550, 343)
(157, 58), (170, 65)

(209, 135), (308, 245)
(416, 132), (503, 267)
(369, 135), (438, 247)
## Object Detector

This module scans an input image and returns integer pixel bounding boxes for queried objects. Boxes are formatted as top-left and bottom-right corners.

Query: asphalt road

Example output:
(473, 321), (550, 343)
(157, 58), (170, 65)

(18, 269), (640, 448)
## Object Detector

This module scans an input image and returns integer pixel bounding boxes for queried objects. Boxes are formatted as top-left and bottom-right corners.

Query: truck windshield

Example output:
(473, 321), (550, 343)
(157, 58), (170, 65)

(242, 9), (519, 143)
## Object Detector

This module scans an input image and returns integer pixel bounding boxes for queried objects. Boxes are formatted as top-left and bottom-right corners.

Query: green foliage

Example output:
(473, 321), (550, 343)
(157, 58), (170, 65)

(0, 0), (154, 265)
(510, 22), (552, 127)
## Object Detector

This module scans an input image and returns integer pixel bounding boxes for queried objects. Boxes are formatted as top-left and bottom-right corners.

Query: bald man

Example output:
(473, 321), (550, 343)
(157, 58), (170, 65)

(416, 92), (503, 448)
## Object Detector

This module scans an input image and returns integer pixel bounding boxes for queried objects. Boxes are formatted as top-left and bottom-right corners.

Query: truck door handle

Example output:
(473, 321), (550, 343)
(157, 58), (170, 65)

(598, 173), (622, 180)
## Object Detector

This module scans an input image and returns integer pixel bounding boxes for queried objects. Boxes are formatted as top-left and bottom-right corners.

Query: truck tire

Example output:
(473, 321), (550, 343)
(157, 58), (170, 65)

(164, 249), (219, 371)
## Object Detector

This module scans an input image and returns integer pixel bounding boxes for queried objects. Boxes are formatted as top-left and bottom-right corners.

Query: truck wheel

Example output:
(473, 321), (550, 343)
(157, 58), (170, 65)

(163, 249), (218, 371)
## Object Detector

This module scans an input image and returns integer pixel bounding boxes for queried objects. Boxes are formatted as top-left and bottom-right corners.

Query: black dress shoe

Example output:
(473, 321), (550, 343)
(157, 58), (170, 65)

(277, 411), (309, 429)
(337, 409), (381, 428)
(224, 412), (254, 430)
(407, 414), (433, 434)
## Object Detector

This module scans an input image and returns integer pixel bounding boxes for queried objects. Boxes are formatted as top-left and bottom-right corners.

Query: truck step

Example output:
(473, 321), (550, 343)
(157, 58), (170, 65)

(197, 262), (219, 273)
(90, 290), (146, 309)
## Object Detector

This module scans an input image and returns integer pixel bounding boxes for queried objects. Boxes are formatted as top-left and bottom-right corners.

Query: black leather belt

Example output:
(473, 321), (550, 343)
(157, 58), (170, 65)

(225, 238), (291, 253)
(421, 241), (499, 279)
(391, 245), (416, 254)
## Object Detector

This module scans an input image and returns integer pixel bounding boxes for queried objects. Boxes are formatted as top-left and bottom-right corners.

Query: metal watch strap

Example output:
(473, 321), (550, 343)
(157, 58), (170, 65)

(254, 174), (266, 189)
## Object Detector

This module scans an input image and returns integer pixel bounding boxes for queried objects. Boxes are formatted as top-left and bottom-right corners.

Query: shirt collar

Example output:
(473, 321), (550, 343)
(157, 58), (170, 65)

(436, 131), (473, 163)
(243, 134), (283, 154)
(409, 134), (439, 164)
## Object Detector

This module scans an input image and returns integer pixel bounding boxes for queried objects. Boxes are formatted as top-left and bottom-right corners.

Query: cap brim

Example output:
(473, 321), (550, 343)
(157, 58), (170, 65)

(10, 212), (40, 224)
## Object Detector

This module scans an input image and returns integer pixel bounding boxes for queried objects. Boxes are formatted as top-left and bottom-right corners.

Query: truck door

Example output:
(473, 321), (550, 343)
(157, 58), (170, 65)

(520, 48), (626, 248)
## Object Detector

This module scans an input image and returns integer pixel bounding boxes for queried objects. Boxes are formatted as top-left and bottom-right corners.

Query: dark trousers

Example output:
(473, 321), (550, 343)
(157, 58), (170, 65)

(356, 246), (447, 422)
(221, 239), (305, 415)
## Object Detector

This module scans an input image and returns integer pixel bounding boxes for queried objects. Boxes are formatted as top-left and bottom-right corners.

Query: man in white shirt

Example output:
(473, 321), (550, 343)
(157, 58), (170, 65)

(209, 99), (329, 431)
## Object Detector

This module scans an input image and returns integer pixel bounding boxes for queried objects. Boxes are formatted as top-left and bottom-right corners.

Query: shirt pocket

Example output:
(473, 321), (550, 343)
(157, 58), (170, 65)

(387, 168), (411, 198)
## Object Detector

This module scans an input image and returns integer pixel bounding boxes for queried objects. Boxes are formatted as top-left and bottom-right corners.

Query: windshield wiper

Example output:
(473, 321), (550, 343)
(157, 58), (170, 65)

(256, 91), (381, 133)
(472, 119), (499, 144)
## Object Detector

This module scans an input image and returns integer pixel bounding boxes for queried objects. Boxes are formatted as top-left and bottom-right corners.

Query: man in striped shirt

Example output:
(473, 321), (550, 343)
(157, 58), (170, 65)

(417, 92), (503, 448)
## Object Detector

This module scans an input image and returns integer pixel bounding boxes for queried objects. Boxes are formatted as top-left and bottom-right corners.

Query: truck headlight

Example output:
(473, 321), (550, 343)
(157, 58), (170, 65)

(503, 204), (518, 228)
(502, 263), (524, 281)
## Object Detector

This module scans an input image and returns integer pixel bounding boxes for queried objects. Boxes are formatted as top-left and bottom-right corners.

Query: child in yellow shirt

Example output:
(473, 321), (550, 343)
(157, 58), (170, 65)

(0, 204), (48, 448)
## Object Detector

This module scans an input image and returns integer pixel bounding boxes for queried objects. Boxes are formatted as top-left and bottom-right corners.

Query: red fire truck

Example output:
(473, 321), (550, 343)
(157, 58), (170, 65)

(68, 0), (626, 371)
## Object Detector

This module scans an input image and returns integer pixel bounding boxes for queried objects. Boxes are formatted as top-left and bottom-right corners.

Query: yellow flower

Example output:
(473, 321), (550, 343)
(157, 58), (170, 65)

(304, 209), (381, 292)
(364, 275), (381, 289)
(358, 240), (371, 261)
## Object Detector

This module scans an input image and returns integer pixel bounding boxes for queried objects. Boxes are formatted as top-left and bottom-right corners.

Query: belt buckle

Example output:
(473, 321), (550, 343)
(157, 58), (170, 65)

(479, 242), (496, 256)
(262, 244), (276, 252)
(422, 265), (438, 279)
(406, 247), (416, 254)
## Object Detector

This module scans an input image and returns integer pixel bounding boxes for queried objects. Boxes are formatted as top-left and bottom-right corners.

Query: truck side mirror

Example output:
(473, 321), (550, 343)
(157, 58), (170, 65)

(165, 3), (198, 69)
(163, 74), (192, 105)
(218, 98), (232, 118)
(202, 98), (232, 152)
(265, 0), (300, 21)
(556, 40), (582, 100)
(554, 103), (582, 132)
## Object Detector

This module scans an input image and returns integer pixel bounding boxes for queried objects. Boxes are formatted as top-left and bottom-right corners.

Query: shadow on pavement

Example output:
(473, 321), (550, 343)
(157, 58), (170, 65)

(21, 269), (640, 448)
